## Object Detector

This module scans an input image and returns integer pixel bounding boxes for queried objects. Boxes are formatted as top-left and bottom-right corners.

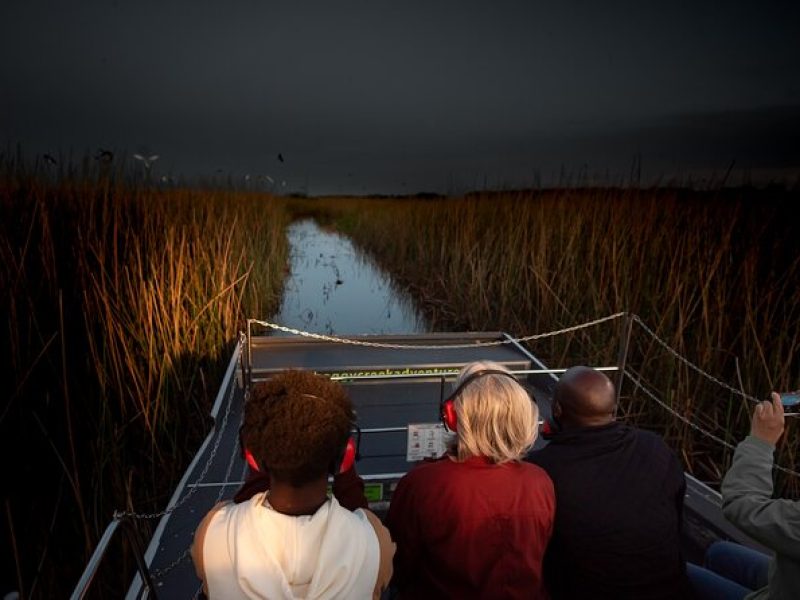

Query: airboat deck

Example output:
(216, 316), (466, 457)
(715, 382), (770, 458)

(73, 325), (768, 599)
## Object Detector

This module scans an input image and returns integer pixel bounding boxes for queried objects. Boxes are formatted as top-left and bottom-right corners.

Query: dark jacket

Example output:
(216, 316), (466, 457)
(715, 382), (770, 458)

(529, 422), (693, 600)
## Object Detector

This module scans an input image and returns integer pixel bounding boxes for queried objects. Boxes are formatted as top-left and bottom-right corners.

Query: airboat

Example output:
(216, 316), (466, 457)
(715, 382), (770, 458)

(71, 313), (771, 599)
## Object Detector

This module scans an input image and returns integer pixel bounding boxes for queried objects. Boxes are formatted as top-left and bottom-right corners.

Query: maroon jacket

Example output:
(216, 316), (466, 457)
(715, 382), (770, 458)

(386, 456), (555, 599)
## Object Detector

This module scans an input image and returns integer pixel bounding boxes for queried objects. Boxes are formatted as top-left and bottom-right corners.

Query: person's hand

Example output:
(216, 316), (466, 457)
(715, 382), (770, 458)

(750, 393), (785, 446)
(333, 463), (369, 510)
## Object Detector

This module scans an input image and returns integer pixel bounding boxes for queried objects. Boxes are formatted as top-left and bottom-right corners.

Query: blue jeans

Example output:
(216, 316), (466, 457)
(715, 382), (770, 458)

(687, 541), (771, 600)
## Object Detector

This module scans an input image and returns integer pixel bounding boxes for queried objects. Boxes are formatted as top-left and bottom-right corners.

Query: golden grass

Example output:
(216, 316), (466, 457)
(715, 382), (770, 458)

(1, 164), (289, 595)
(298, 189), (800, 496)
(4, 175), (798, 593)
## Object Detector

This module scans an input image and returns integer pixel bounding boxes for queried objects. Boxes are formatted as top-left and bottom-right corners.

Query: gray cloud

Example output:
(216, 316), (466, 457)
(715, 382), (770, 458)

(2, 0), (798, 193)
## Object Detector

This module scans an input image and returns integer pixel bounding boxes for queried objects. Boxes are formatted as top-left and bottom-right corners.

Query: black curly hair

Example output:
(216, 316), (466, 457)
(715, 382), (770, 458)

(242, 370), (355, 486)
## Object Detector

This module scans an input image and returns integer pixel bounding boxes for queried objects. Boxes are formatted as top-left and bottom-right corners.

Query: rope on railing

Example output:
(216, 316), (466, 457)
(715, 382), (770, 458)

(248, 312), (627, 350)
(251, 313), (769, 405)
(249, 314), (796, 477)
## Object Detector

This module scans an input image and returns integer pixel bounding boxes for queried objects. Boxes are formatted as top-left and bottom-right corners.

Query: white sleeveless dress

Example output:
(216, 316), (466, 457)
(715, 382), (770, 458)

(202, 493), (379, 599)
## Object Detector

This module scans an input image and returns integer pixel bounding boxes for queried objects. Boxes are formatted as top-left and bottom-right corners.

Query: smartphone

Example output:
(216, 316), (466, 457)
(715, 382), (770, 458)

(779, 391), (800, 416)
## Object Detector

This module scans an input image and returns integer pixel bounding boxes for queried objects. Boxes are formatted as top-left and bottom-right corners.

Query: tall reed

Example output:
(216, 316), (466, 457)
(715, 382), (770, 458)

(304, 189), (800, 497)
(0, 159), (289, 596)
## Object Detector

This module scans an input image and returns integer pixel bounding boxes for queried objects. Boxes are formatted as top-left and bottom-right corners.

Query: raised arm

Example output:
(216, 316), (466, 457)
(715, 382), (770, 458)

(332, 465), (370, 510)
(721, 393), (800, 559)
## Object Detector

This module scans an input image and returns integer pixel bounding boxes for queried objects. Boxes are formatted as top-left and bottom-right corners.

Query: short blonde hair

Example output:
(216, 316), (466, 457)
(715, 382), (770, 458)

(452, 361), (538, 463)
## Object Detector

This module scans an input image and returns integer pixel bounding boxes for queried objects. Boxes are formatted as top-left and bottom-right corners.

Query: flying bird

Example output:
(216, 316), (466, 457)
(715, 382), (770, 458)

(133, 154), (159, 169)
(43, 153), (58, 166)
(277, 153), (284, 163)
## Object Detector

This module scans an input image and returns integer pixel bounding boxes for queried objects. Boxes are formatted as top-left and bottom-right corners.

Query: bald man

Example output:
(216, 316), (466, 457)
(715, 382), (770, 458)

(529, 366), (694, 600)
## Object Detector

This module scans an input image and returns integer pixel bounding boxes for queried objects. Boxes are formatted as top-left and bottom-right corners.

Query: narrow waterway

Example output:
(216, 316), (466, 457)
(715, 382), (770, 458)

(271, 219), (428, 335)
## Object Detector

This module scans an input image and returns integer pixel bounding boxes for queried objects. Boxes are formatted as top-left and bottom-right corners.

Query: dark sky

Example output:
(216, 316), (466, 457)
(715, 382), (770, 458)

(2, 0), (799, 194)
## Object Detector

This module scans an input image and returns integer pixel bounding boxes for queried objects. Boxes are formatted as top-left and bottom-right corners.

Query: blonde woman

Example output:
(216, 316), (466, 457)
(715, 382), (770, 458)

(386, 361), (554, 599)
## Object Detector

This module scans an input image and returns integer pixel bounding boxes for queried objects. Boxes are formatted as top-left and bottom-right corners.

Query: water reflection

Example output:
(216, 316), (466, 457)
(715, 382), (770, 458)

(271, 219), (428, 335)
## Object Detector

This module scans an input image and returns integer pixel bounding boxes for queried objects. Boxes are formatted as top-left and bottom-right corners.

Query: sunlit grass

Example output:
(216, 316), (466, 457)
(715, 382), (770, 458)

(1, 158), (289, 595)
(4, 171), (799, 594)
(299, 189), (800, 497)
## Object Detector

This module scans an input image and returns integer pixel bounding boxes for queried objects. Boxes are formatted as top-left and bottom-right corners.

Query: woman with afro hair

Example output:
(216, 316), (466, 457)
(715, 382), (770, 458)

(192, 369), (394, 599)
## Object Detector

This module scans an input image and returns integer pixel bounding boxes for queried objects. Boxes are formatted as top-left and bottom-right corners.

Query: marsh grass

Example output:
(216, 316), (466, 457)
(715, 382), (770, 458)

(1, 158), (288, 596)
(298, 189), (800, 497)
(3, 173), (798, 594)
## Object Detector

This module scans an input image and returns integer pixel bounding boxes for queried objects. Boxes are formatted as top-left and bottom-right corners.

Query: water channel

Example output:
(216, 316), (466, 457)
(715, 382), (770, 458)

(271, 219), (428, 335)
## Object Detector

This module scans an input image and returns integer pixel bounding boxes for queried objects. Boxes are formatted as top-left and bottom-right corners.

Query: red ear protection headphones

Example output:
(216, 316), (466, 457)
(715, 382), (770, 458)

(439, 369), (520, 432)
(334, 426), (361, 474)
(239, 425), (262, 471)
(239, 424), (361, 475)
(540, 419), (557, 438)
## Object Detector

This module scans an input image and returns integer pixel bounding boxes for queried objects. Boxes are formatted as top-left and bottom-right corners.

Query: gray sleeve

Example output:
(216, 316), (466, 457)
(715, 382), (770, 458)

(721, 435), (800, 559)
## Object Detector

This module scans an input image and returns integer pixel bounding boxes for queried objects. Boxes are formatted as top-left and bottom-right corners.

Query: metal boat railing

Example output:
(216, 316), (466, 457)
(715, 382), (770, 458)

(71, 336), (245, 600)
(70, 517), (159, 600)
(71, 311), (799, 598)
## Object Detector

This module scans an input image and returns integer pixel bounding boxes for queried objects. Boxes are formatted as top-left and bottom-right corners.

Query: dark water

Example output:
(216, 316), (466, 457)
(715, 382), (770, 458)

(271, 219), (427, 335)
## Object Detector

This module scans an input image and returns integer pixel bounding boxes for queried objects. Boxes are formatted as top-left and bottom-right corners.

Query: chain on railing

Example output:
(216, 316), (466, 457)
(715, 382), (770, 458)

(80, 311), (800, 598)
(150, 415), (249, 581)
(250, 313), (796, 477)
(146, 335), (252, 582)
(625, 366), (800, 478)
(625, 366), (737, 450)
(248, 312), (627, 350)
(68, 333), (251, 599)
(113, 341), (242, 521)
(631, 315), (762, 404)
(106, 312), (797, 589)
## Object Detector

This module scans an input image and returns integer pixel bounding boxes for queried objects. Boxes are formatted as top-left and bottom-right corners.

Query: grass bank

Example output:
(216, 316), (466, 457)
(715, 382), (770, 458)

(1, 160), (289, 597)
(295, 189), (800, 497)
